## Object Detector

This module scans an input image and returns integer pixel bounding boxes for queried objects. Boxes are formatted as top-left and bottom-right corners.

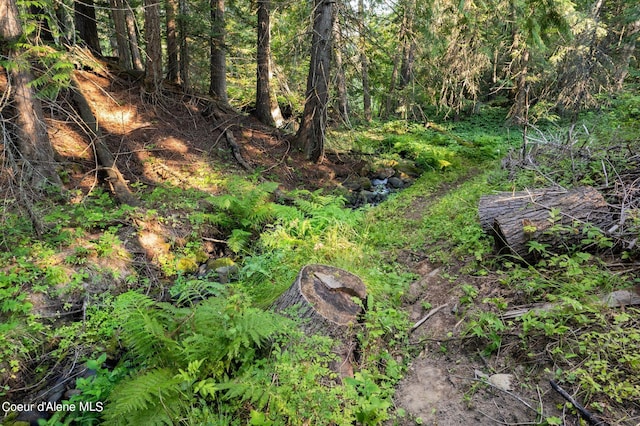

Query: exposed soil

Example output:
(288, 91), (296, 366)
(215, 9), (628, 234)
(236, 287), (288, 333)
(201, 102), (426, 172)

(50, 69), (368, 195)
(392, 255), (571, 425)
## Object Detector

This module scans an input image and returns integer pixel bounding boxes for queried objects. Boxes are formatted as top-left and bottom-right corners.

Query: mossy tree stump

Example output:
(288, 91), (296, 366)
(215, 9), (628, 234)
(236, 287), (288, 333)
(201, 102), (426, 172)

(271, 264), (367, 378)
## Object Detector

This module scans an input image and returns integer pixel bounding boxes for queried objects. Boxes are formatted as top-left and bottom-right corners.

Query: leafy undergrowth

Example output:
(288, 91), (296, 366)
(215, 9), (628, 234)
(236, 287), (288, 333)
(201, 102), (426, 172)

(1, 95), (639, 425)
(1, 103), (514, 425)
(403, 94), (640, 425)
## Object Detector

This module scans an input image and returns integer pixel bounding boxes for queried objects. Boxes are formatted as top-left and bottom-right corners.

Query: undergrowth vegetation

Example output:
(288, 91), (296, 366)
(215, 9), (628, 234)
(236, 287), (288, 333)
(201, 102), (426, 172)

(2, 97), (640, 424)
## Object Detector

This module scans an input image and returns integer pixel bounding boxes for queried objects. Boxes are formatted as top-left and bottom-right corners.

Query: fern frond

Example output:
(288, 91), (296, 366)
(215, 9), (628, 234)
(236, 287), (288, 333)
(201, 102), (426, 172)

(103, 368), (181, 425)
(114, 291), (184, 366)
(227, 229), (252, 253)
(182, 298), (287, 371)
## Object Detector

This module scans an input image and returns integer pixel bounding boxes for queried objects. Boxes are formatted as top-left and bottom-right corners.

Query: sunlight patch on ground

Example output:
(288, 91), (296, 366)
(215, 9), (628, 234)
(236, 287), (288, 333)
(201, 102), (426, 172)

(96, 108), (141, 134)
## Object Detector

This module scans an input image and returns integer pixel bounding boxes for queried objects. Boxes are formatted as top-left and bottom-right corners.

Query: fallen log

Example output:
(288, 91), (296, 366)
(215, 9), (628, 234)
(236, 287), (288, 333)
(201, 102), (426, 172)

(69, 73), (139, 206)
(271, 264), (367, 378)
(479, 186), (612, 260)
(478, 187), (567, 234)
(502, 288), (640, 320)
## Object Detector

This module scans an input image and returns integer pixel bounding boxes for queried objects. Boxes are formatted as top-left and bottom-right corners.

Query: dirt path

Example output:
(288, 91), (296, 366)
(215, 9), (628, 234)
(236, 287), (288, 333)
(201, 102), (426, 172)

(390, 179), (569, 425)
(393, 260), (557, 425)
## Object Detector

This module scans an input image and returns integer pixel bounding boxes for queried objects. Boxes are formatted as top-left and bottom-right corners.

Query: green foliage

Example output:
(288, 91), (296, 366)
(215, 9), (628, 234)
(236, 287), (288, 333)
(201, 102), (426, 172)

(104, 368), (181, 425)
(570, 311), (640, 405)
(464, 312), (506, 355)
(99, 289), (292, 423)
(44, 189), (135, 232)
(345, 371), (393, 425)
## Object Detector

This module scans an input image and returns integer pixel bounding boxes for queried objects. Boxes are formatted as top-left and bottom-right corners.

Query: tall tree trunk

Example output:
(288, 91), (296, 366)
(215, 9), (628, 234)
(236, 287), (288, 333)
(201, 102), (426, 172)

(295, 0), (333, 162)
(256, 0), (283, 127)
(333, 10), (349, 126)
(358, 0), (371, 122)
(397, 0), (416, 118)
(143, 0), (162, 92)
(74, 0), (102, 55)
(178, 0), (190, 91)
(385, 0), (414, 118)
(209, 0), (227, 103)
(111, 0), (132, 69)
(165, 0), (179, 83)
(384, 53), (400, 118)
(1, 0), (62, 189)
(54, 1), (74, 44)
(125, 1), (144, 71)
(615, 19), (640, 90)
(511, 35), (529, 125)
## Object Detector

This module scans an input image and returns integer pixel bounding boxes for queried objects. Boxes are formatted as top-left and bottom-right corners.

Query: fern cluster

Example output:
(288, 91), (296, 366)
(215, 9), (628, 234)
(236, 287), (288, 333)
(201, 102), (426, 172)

(98, 290), (290, 425)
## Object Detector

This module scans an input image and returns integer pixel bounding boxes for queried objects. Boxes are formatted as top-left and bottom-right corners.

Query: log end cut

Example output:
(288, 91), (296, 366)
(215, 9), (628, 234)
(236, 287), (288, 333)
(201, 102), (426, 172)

(272, 264), (367, 328)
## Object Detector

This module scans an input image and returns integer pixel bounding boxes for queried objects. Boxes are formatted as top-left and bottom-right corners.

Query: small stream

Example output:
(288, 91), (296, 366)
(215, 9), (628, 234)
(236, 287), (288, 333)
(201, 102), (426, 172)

(345, 171), (412, 208)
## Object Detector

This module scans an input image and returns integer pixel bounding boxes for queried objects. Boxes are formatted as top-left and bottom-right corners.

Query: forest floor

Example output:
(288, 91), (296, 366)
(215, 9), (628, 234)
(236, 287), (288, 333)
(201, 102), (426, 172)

(58, 69), (567, 425)
(3, 67), (637, 425)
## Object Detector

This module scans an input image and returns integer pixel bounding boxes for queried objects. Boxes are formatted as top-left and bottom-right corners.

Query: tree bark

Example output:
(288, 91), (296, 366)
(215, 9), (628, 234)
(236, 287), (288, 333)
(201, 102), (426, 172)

(69, 73), (138, 206)
(271, 264), (367, 379)
(384, 52), (400, 119)
(272, 264), (366, 332)
(178, 0), (190, 90)
(125, 1), (144, 71)
(143, 0), (163, 93)
(358, 0), (371, 122)
(209, 0), (227, 103)
(384, 0), (415, 118)
(295, 0), (333, 163)
(111, 0), (132, 69)
(333, 10), (349, 126)
(398, 0), (416, 91)
(479, 187), (612, 261)
(165, 0), (179, 83)
(1, 0), (62, 189)
(615, 19), (640, 90)
(74, 0), (102, 56)
(255, 0), (283, 127)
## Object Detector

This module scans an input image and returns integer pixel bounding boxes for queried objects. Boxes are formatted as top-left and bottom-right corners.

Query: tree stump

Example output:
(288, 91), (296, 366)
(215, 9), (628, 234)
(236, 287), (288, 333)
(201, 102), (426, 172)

(271, 264), (367, 378)
(478, 186), (612, 261)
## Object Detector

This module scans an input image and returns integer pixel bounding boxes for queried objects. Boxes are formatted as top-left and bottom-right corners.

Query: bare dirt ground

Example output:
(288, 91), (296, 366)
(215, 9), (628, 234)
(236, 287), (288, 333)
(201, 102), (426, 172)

(392, 255), (570, 425)
(387, 183), (621, 425)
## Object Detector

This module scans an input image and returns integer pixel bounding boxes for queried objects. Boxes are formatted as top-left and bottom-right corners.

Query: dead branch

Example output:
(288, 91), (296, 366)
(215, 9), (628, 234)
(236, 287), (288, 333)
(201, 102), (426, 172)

(502, 288), (640, 319)
(69, 73), (139, 206)
(225, 129), (253, 172)
(549, 380), (609, 426)
(410, 303), (449, 333)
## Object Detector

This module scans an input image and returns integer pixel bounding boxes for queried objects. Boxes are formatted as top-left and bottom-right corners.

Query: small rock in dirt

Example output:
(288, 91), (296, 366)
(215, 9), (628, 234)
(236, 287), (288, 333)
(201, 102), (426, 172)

(489, 373), (514, 391)
(388, 177), (404, 188)
(375, 167), (395, 179)
(475, 370), (515, 392)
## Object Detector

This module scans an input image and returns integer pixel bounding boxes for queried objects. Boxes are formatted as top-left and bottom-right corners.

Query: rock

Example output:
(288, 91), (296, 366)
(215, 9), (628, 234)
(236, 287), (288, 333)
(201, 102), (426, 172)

(375, 167), (395, 180)
(198, 257), (238, 283)
(216, 265), (239, 284)
(205, 257), (235, 270)
(395, 161), (422, 177)
(342, 176), (371, 192)
(388, 177), (404, 188)
(372, 178), (388, 186)
(359, 176), (372, 190)
(360, 190), (375, 204)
